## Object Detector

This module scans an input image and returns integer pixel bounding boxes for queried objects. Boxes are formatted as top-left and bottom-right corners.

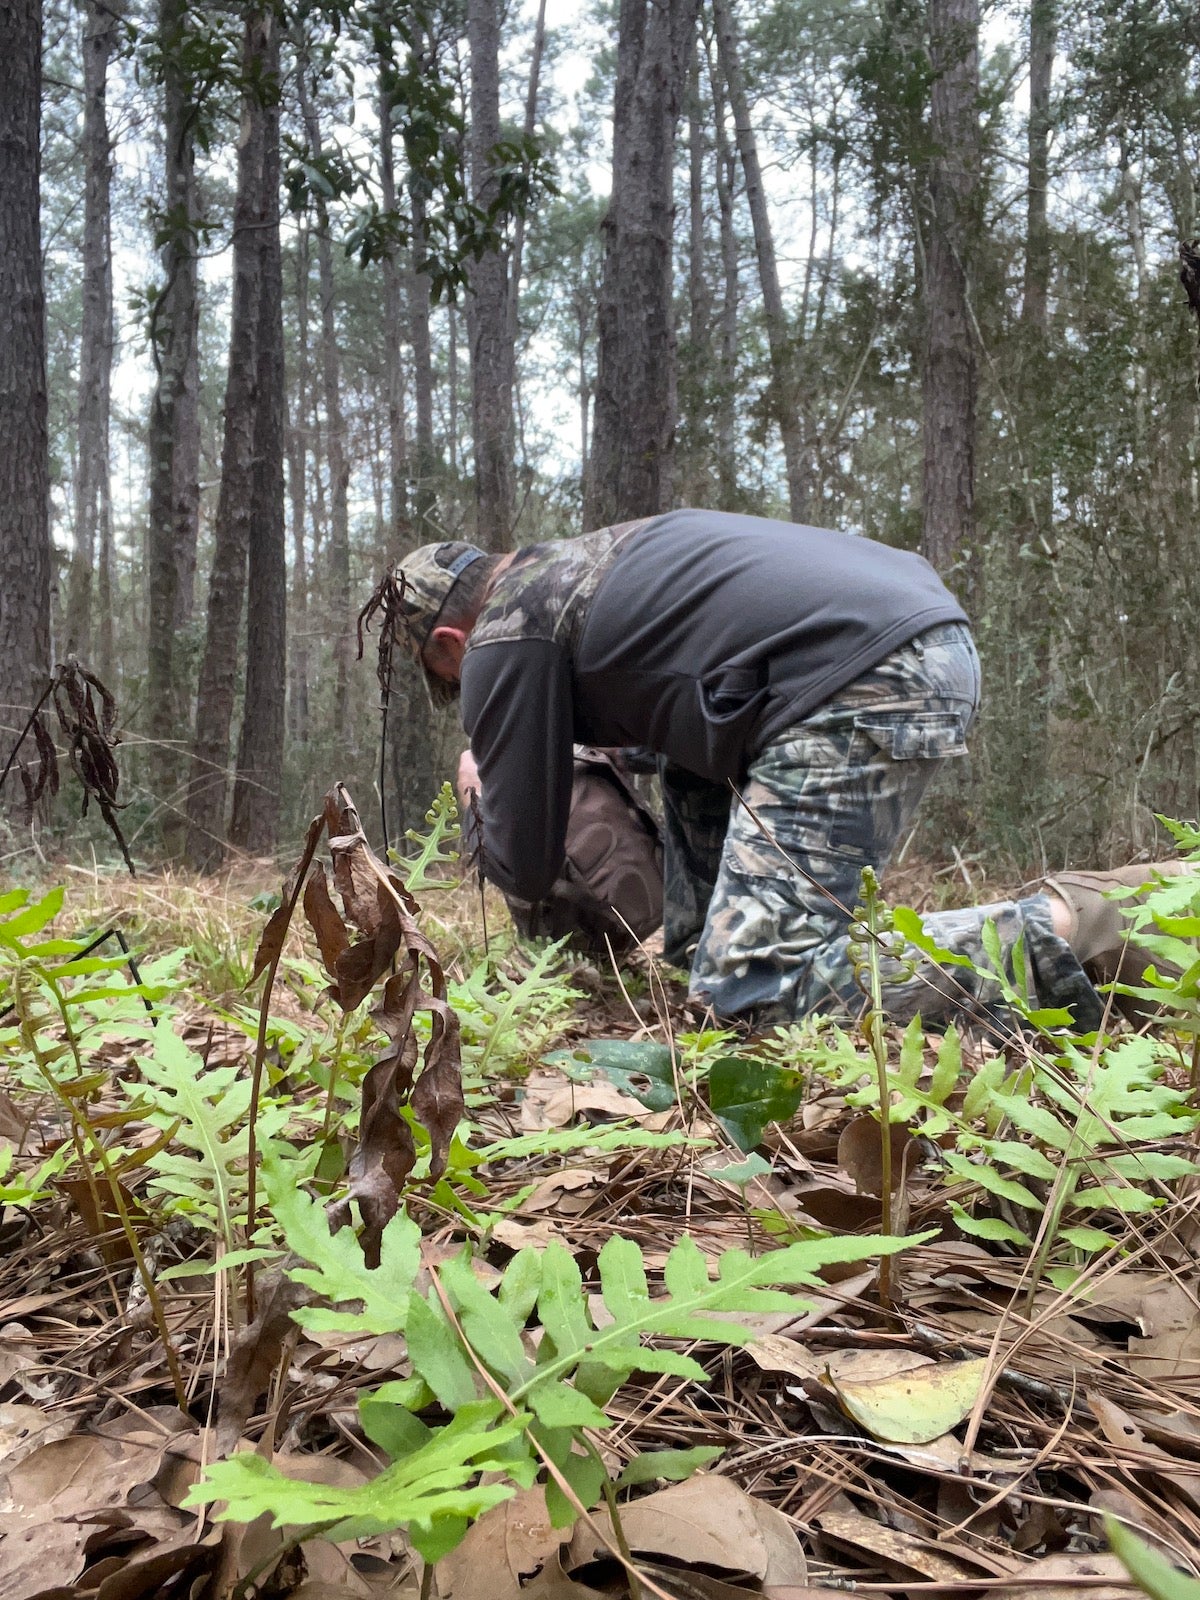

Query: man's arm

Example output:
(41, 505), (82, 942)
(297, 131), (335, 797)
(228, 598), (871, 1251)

(459, 637), (575, 901)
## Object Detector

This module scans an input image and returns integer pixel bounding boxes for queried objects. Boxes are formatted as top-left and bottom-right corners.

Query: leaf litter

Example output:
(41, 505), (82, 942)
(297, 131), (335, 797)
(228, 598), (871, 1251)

(5, 803), (1200, 1595)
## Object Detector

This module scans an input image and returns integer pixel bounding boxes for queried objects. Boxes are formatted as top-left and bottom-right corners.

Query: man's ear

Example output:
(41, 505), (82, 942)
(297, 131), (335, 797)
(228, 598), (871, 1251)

(427, 625), (469, 676)
(429, 624), (468, 652)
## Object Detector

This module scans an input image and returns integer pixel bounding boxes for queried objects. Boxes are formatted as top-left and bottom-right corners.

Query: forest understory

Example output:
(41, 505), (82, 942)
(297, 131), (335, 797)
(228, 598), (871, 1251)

(3, 788), (1200, 1600)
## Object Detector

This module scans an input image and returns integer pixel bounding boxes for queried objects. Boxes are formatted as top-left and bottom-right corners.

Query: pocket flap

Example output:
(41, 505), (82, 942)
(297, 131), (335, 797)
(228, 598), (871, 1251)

(855, 710), (970, 760)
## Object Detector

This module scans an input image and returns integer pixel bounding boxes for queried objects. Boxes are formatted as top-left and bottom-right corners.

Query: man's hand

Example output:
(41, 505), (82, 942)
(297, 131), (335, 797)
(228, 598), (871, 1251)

(456, 749), (481, 811)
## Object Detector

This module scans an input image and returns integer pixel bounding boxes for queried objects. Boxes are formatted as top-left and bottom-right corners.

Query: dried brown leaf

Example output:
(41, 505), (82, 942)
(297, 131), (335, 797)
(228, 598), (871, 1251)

(54, 1176), (144, 1265)
(0, 1429), (177, 1595)
(837, 1114), (922, 1196)
(410, 1003), (465, 1180)
(741, 1335), (824, 1384)
(1127, 1322), (1200, 1380)
(517, 1549), (610, 1599)
(217, 1272), (312, 1456)
(567, 1476), (807, 1586)
(814, 1506), (1007, 1581)
(252, 811), (326, 981)
(520, 1079), (652, 1131)
(325, 790), (390, 938)
(435, 1487), (561, 1600)
(988, 1551), (1137, 1598)
(303, 864), (350, 981)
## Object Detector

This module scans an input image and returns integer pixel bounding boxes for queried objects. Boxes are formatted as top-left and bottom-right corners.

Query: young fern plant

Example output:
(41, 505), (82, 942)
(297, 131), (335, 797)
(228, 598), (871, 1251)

(419, 1120), (704, 1229)
(126, 1028), (309, 1268)
(189, 1152), (925, 1564)
(450, 942), (584, 1082)
(391, 783), (462, 894)
(815, 887), (1200, 1294)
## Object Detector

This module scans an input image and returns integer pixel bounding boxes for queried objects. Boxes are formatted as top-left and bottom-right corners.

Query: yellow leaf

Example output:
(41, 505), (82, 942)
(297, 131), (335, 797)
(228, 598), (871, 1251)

(823, 1355), (990, 1444)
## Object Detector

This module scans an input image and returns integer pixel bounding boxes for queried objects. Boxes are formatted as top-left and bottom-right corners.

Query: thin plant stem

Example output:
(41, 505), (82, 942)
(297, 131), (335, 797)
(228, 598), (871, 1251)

(859, 868), (894, 1306)
(245, 810), (325, 1321)
(587, 1436), (642, 1600)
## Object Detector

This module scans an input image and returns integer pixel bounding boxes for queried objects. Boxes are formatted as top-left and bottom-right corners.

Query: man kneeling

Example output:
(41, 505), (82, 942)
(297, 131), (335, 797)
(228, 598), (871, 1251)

(394, 511), (1188, 1032)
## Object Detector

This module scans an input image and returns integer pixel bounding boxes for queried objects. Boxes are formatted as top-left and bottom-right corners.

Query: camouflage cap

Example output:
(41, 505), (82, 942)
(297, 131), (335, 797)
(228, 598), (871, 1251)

(394, 541), (488, 707)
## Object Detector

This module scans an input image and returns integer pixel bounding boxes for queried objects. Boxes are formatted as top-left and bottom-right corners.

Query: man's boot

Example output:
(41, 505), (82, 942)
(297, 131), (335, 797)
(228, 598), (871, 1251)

(1043, 860), (1194, 1020)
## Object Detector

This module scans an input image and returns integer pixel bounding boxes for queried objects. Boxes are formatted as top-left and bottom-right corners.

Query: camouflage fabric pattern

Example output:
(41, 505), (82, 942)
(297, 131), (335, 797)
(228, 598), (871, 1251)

(468, 518), (654, 656)
(665, 622), (1102, 1031)
(392, 540), (488, 707)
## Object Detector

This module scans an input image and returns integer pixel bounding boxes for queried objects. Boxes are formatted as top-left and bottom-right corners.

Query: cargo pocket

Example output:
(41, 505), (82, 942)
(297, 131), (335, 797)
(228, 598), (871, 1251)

(853, 708), (972, 761)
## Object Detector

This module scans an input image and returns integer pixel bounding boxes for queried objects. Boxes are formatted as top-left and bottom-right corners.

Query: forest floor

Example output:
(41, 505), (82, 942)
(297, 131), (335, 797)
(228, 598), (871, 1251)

(1, 811), (1199, 1600)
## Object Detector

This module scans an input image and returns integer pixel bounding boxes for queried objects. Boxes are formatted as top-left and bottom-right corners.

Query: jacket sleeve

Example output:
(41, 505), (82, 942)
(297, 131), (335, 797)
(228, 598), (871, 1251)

(459, 637), (575, 902)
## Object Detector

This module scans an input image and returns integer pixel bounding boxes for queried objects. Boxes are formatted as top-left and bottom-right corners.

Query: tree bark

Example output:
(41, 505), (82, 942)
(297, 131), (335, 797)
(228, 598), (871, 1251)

(1022, 0), (1053, 342)
(229, 15), (286, 855)
(0, 0), (52, 777)
(296, 66), (352, 737)
(64, 0), (116, 671)
(376, 51), (442, 843)
(287, 225), (311, 749)
(709, 38), (740, 510)
(505, 0), (547, 361)
(378, 61), (409, 538)
(586, 0), (699, 528)
(466, 0), (514, 548)
(186, 9), (283, 868)
(921, 0), (980, 594)
(146, 0), (201, 852)
(712, 0), (807, 521)
(409, 168), (438, 537)
(677, 33), (712, 506)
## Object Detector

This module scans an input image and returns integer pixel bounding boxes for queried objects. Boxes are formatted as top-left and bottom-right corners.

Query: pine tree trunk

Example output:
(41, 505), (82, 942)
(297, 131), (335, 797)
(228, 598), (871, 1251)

(409, 169), (438, 537)
(587, 0), (699, 528)
(172, 326), (200, 632)
(287, 225), (311, 749)
(710, 42), (739, 510)
(921, 0), (980, 594)
(229, 15), (286, 855)
(376, 53), (441, 843)
(296, 67), (351, 737)
(678, 34), (711, 506)
(186, 9), (282, 869)
(712, 0), (807, 521)
(505, 0), (547, 361)
(1022, 0), (1053, 345)
(0, 0), (51, 778)
(378, 63), (409, 537)
(146, 0), (201, 853)
(1022, 12), (1055, 546)
(466, 0), (514, 548)
(64, 0), (115, 668)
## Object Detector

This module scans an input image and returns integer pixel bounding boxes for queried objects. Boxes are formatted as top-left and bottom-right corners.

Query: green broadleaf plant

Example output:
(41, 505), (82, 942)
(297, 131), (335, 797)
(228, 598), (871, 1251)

(189, 1152), (927, 1558)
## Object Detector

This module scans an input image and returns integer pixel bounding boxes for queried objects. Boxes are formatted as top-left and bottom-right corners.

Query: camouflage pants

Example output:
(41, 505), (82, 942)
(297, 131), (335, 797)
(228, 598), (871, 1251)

(660, 623), (1101, 1032)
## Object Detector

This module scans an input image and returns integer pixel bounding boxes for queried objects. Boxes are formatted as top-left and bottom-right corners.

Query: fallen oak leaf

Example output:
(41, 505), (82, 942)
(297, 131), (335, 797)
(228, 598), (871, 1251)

(216, 1271), (313, 1456)
(989, 1549), (1139, 1598)
(837, 1113), (923, 1196)
(435, 1486), (562, 1600)
(814, 1505), (1011, 1581)
(566, 1476), (807, 1587)
(820, 1354), (990, 1445)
